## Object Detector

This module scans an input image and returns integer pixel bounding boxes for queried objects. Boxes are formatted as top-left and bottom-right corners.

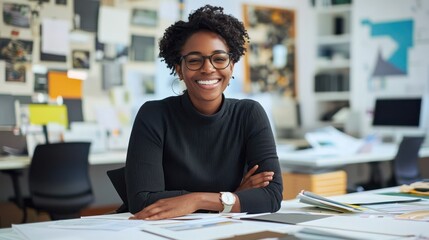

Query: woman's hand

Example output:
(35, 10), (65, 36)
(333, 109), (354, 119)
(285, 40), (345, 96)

(235, 165), (274, 192)
(129, 194), (200, 220)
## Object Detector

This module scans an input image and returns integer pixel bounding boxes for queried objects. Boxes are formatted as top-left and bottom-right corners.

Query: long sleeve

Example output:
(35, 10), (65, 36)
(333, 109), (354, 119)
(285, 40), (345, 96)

(125, 93), (283, 214)
(236, 101), (283, 213)
(125, 101), (188, 214)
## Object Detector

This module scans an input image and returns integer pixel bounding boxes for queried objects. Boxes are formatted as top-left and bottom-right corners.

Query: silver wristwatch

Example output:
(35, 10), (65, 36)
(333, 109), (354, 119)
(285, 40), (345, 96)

(220, 192), (236, 213)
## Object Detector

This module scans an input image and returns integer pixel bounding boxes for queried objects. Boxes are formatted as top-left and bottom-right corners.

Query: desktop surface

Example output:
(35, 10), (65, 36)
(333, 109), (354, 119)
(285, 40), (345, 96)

(277, 143), (429, 172)
(2, 186), (429, 240)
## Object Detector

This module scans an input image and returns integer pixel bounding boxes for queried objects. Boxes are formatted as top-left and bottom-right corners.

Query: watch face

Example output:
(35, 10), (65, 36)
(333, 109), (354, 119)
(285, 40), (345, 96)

(221, 192), (235, 205)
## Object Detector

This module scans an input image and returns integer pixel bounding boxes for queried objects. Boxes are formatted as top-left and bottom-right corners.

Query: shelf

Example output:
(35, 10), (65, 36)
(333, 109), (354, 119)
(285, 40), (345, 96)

(317, 34), (351, 45)
(315, 4), (351, 14)
(316, 59), (350, 70)
(315, 92), (350, 101)
(311, 1), (353, 130)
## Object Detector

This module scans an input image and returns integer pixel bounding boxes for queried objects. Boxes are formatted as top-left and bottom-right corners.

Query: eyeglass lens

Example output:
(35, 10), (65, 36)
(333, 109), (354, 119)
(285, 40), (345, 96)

(183, 53), (231, 70)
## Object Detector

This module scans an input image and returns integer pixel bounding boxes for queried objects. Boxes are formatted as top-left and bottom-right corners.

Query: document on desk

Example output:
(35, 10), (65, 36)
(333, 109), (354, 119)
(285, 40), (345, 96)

(241, 213), (331, 224)
(82, 212), (226, 221)
(298, 190), (364, 213)
(299, 215), (429, 237)
(48, 218), (145, 231)
(140, 216), (296, 240)
(329, 193), (422, 205)
(12, 222), (164, 240)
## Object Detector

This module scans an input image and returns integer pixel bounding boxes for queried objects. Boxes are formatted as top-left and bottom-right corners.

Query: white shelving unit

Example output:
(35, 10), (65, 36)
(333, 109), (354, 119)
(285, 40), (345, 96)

(313, 3), (352, 129)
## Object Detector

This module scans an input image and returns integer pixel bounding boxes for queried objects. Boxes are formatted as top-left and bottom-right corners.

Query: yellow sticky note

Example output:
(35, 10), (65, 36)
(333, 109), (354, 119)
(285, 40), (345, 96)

(28, 104), (68, 128)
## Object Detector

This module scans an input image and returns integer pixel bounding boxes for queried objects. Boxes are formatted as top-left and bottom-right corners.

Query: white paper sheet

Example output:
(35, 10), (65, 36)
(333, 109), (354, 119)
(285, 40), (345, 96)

(305, 126), (365, 155)
(48, 218), (144, 231)
(42, 18), (70, 55)
(98, 6), (130, 45)
(329, 193), (423, 205)
(299, 215), (429, 237)
(12, 223), (164, 240)
(82, 212), (133, 220)
(295, 227), (400, 240)
(140, 217), (295, 240)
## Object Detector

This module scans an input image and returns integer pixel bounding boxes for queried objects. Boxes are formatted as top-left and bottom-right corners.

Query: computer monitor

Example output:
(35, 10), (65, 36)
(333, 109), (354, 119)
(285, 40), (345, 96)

(373, 98), (422, 127)
(372, 97), (426, 142)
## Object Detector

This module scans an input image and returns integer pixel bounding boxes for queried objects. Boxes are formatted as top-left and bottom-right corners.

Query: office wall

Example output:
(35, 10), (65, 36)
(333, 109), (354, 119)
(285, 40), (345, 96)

(184, 0), (315, 128)
(0, 0), (315, 129)
(2, 0), (427, 133)
(351, 0), (429, 136)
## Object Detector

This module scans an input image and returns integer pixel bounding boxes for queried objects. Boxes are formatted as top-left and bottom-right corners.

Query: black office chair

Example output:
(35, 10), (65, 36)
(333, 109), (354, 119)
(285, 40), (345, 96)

(107, 167), (128, 213)
(388, 136), (425, 186)
(23, 142), (94, 220)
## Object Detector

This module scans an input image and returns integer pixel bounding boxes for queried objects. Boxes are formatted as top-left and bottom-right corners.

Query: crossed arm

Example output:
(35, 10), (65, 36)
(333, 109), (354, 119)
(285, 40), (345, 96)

(130, 165), (275, 220)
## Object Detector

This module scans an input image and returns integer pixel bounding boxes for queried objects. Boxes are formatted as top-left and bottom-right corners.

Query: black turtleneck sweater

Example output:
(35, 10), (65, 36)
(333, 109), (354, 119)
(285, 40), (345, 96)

(125, 92), (283, 214)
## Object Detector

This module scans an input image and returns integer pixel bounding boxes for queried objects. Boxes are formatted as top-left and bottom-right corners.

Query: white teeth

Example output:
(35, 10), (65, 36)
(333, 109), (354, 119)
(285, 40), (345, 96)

(197, 79), (219, 85)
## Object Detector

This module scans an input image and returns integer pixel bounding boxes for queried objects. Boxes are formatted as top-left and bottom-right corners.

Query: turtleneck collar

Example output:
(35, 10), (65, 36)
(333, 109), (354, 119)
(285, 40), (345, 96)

(181, 91), (226, 124)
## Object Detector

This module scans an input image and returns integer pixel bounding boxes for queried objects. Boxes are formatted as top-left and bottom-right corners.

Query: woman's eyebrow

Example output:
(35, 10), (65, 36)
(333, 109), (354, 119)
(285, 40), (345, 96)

(183, 50), (228, 55)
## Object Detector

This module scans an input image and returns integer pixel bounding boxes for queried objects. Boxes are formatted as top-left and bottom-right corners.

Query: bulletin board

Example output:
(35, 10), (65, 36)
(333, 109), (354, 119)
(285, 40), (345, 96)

(242, 5), (296, 97)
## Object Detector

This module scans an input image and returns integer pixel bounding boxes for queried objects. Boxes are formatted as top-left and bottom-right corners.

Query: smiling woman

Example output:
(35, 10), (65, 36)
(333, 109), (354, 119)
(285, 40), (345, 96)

(125, 5), (283, 220)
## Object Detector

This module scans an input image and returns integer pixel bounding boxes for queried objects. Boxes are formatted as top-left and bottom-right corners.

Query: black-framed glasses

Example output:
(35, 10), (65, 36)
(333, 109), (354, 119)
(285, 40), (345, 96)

(180, 52), (232, 71)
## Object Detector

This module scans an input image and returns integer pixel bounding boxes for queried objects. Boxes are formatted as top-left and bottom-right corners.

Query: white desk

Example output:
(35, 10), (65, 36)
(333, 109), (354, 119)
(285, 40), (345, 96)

(3, 144), (429, 171)
(278, 143), (429, 172)
(277, 144), (429, 199)
(1, 187), (428, 240)
(0, 150), (127, 170)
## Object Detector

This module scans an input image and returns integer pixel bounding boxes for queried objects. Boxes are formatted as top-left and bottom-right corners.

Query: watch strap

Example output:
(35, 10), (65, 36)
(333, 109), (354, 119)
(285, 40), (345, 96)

(220, 192), (235, 213)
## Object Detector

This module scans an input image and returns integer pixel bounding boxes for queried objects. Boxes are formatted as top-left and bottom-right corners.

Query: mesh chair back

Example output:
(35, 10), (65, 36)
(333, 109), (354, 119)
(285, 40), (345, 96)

(394, 136), (425, 185)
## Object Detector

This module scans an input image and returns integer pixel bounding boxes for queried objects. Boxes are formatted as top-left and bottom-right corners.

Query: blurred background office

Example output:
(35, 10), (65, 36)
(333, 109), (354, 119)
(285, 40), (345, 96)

(1, 0), (428, 227)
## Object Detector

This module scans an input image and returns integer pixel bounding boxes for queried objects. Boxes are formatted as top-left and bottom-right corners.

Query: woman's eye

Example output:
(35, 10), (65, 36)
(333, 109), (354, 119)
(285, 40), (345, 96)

(187, 58), (202, 64)
(213, 57), (227, 62)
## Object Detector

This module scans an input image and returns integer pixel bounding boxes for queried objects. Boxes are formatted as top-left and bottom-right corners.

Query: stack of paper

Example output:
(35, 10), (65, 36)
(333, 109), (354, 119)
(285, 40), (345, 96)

(297, 190), (363, 213)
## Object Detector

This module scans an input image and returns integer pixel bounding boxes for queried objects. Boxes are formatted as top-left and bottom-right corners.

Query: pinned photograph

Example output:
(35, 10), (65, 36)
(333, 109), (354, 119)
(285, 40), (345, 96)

(0, 38), (33, 62)
(72, 50), (90, 69)
(130, 35), (155, 62)
(5, 62), (26, 83)
(56, 0), (67, 5)
(131, 9), (158, 27)
(34, 73), (48, 92)
(2, 3), (31, 28)
(0, 60), (33, 94)
(126, 68), (155, 95)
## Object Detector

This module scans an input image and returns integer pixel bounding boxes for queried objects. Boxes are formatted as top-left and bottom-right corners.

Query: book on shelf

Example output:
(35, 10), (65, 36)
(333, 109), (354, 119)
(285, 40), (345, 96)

(314, 72), (349, 92)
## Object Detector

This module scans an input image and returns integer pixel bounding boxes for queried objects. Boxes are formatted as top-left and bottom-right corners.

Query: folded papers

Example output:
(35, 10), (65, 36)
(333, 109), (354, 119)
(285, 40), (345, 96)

(400, 181), (429, 196)
(297, 190), (363, 213)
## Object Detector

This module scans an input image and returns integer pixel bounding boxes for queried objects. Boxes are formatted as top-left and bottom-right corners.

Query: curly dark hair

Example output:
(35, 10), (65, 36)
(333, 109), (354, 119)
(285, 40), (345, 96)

(159, 5), (250, 75)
